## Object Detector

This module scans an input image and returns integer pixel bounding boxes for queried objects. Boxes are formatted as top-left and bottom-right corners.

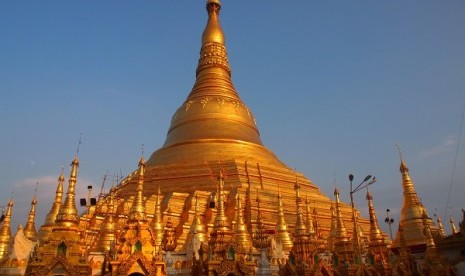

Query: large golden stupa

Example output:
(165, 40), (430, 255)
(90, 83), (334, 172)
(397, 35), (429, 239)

(106, 0), (370, 251)
(2, 1), (463, 275)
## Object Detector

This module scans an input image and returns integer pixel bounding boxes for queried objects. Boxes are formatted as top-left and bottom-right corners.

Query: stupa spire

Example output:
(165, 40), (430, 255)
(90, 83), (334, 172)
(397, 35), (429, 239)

(333, 188), (355, 270)
(0, 198), (13, 259)
(199, 0), (229, 75)
(399, 158), (423, 207)
(23, 186), (38, 241)
(48, 171), (65, 224)
(190, 194), (206, 241)
(334, 188), (348, 241)
(366, 189), (383, 241)
(233, 194), (251, 251)
(252, 193), (271, 250)
(95, 187), (116, 251)
(38, 170), (64, 242)
(305, 194), (316, 237)
(129, 157), (147, 221)
(392, 155), (434, 249)
(209, 170), (233, 260)
(436, 216), (446, 237)
(150, 0), (263, 161)
(275, 189), (293, 252)
(294, 181), (307, 236)
(56, 157), (79, 227)
(213, 171), (229, 230)
(151, 185), (164, 249)
(422, 210), (435, 248)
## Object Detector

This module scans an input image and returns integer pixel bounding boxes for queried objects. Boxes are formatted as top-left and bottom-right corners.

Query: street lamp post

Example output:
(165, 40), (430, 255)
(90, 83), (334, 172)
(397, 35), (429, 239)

(384, 209), (395, 241)
(349, 174), (377, 265)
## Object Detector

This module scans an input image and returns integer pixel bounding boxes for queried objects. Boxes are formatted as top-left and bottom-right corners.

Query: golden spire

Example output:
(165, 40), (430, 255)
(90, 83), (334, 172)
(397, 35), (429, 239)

(436, 216), (446, 237)
(198, 0), (229, 78)
(129, 157), (147, 221)
(450, 217), (458, 234)
(187, 194), (206, 243)
(151, 185), (164, 249)
(327, 203), (336, 251)
(332, 188), (356, 269)
(275, 189), (293, 252)
(202, 1), (226, 53)
(213, 171), (230, 231)
(305, 194), (316, 238)
(334, 188), (349, 241)
(392, 156), (433, 249)
(233, 194), (251, 251)
(366, 189), (383, 241)
(38, 171), (64, 242)
(294, 181), (307, 236)
(56, 157), (79, 227)
(23, 188), (38, 242)
(422, 210), (435, 248)
(252, 194), (271, 249)
(399, 158), (422, 207)
(0, 198), (13, 259)
(209, 171), (232, 260)
(149, 0), (263, 163)
(95, 187), (116, 252)
(421, 210), (450, 275)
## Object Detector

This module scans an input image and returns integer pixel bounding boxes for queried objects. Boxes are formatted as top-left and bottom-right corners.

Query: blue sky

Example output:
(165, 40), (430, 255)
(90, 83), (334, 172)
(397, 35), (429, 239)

(0, 1), (464, 236)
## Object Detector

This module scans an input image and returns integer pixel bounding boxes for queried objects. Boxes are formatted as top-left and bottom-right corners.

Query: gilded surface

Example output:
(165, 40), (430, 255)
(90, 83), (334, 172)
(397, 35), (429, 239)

(392, 158), (437, 250)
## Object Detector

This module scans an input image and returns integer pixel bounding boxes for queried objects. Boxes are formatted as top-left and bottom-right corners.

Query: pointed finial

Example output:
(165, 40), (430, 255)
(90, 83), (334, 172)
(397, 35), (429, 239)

(129, 156), (146, 221)
(24, 188), (38, 241)
(152, 183), (164, 251)
(56, 156), (79, 227)
(396, 144), (410, 173)
(141, 143), (145, 158)
(395, 143), (403, 161)
(202, 0), (224, 45)
(366, 188), (383, 241)
(333, 188), (349, 240)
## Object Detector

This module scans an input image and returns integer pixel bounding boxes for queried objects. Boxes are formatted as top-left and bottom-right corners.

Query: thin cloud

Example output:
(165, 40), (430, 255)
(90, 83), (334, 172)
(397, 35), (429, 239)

(418, 135), (456, 159)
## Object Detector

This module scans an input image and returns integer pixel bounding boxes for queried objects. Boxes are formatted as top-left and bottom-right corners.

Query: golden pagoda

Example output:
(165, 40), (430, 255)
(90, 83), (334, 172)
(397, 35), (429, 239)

(25, 157), (92, 275)
(37, 171), (65, 243)
(0, 198), (13, 260)
(274, 189), (293, 253)
(108, 157), (165, 275)
(23, 190), (38, 242)
(391, 157), (436, 252)
(94, 0), (371, 254)
(365, 189), (391, 275)
(332, 188), (355, 274)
